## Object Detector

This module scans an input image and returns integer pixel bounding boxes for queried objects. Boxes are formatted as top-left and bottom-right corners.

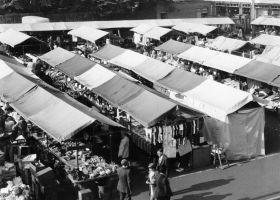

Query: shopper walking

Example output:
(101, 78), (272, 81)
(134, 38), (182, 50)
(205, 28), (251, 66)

(146, 163), (156, 200)
(117, 159), (132, 200)
(155, 148), (169, 177)
(154, 169), (173, 200)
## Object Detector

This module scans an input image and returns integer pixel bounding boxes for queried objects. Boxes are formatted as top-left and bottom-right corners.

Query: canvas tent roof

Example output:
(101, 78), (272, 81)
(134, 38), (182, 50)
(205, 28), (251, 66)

(178, 45), (251, 73)
(92, 44), (254, 121)
(206, 36), (248, 52)
(121, 90), (176, 127)
(178, 45), (220, 65)
(56, 55), (95, 77)
(173, 22), (217, 35)
(157, 69), (206, 93)
(155, 39), (193, 55)
(256, 46), (280, 66)
(91, 44), (126, 60)
(0, 29), (42, 47)
(250, 34), (280, 47)
(235, 60), (280, 87)
(251, 16), (280, 27)
(133, 58), (175, 82)
(143, 26), (172, 41)
(68, 26), (109, 43)
(39, 47), (75, 67)
(130, 24), (154, 34)
(204, 52), (251, 73)
(0, 17), (234, 33)
(40, 48), (183, 127)
(0, 57), (122, 142)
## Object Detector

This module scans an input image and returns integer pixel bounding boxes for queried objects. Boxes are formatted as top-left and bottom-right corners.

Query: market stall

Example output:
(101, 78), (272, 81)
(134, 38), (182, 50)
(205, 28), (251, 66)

(0, 17), (235, 33)
(0, 57), (124, 199)
(172, 22), (217, 36)
(39, 47), (213, 171)
(154, 39), (193, 55)
(0, 29), (47, 55)
(250, 34), (280, 47)
(206, 36), (250, 54)
(68, 26), (109, 48)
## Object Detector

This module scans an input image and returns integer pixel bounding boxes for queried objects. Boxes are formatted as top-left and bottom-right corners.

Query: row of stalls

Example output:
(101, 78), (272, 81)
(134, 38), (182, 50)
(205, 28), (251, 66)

(152, 38), (280, 111)
(88, 43), (265, 161)
(130, 20), (235, 49)
(0, 56), (126, 199)
(0, 17), (236, 58)
(37, 47), (210, 170)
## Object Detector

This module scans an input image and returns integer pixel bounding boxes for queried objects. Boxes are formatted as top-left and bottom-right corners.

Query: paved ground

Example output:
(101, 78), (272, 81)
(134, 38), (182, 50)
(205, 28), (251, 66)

(131, 154), (280, 200)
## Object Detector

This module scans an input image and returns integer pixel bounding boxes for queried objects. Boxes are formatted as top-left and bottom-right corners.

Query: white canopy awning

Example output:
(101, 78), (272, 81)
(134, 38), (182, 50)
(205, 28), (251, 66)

(130, 24), (154, 35)
(250, 34), (280, 47)
(0, 29), (31, 47)
(206, 36), (248, 52)
(252, 16), (280, 27)
(143, 26), (172, 41)
(173, 22), (217, 35)
(68, 26), (109, 43)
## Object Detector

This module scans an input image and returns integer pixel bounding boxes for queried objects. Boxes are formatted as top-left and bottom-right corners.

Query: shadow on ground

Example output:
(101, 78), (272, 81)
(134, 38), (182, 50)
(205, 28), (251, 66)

(173, 178), (235, 196)
(174, 192), (232, 200)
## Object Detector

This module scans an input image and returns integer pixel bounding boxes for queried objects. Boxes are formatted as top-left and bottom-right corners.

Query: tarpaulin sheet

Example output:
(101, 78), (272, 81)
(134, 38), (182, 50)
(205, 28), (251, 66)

(178, 46), (219, 65)
(256, 46), (280, 66)
(75, 64), (116, 89)
(143, 26), (171, 40)
(204, 52), (251, 73)
(169, 79), (253, 121)
(40, 47), (75, 67)
(173, 22), (217, 35)
(206, 36), (248, 52)
(12, 86), (95, 141)
(133, 58), (175, 82)
(157, 69), (206, 93)
(235, 60), (280, 87)
(130, 24), (154, 34)
(203, 107), (265, 160)
(251, 16), (280, 26)
(110, 50), (148, 70)
(155, 39), (193, 55)
(122, 90), (176, 127)
(94, 76), (143, 106)
(68, 26), (109, 43)
(91, 44), (126, 60)
(0, 18), (234, 32)
(56, 55), (95, 77)
(0, 72), (35, 102)
(0, 59), (14, 79)
(0, 29), (31, 47)
(250, 34), (280, 47)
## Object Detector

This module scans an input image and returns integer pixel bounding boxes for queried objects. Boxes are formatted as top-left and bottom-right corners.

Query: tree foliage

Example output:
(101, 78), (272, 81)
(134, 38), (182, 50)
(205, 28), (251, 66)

(0, 0), (142, 17)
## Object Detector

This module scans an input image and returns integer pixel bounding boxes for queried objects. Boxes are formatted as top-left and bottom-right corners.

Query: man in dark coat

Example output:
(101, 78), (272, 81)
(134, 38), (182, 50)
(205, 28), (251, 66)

(155, 148), (169, 177)
(154, 169), (173, 200)
(117, 159), (132, 200)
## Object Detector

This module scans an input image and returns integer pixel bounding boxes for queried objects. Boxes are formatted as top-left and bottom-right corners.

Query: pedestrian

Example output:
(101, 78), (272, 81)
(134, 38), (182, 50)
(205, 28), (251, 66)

(154, 168), (173, 200)
(155, 148), (169, 177)
(146, 163), (156, 200)
(117, 159), (132, 200)
(118, 131), (130, 163)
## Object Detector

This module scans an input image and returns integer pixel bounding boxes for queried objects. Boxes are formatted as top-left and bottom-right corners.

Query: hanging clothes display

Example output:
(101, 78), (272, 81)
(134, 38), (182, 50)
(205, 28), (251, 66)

(163, 125), (177, 158)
